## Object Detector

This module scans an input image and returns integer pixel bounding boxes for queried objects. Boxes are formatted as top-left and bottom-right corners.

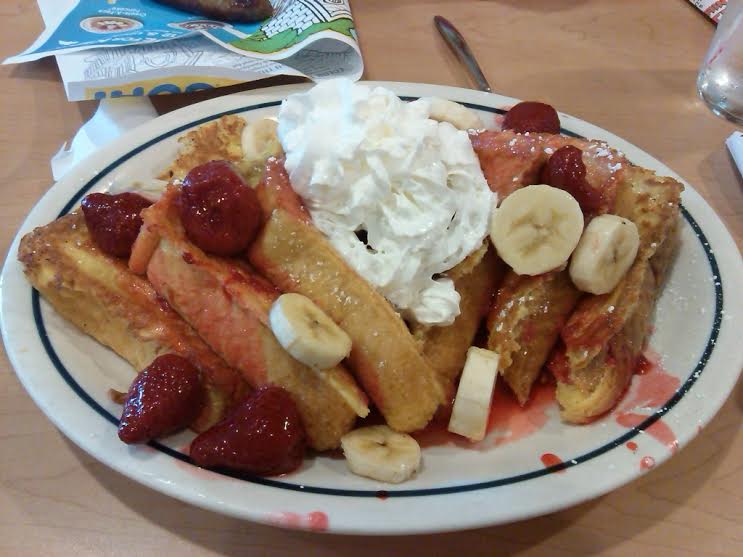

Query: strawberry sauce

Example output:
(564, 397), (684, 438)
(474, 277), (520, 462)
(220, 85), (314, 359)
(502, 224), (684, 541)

(640, 456), (656, 470)
(414, 380), (555, 449)
(268, 511), (329, 531)
(616, 413), (679, 452)
(614, 350), (680, 453)
(488, 380), (555, 446)
(540, 452), (566, 472)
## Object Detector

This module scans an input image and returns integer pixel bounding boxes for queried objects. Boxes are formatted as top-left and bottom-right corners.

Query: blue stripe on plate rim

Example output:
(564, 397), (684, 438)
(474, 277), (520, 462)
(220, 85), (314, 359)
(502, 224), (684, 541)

(31, 99), (723, 498)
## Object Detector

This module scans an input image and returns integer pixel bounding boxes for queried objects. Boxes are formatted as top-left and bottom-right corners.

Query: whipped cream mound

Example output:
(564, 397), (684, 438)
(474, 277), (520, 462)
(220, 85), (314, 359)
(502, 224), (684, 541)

(278, 79), (494, 326)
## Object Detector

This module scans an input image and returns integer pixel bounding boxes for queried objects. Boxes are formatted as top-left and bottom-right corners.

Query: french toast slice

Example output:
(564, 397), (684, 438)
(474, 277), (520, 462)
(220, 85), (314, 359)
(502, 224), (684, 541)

(18, 212), (246, 431)
(561, 166), (684, 372)
(553, 260), (657, 423)
(248, 159), (445, 433)
(471, 130), (627, 213)
(132, 186), (366, 450)
(486, 270), (582, 405)
(553, 166), (683, 422)
(613, 165), (685, 261)
(412, 242), (504, 400)
(478, 130), (628, 403)
(470, 130), (547, 199)
(159, 115), (246, 182)
(157, 114), (283, 187)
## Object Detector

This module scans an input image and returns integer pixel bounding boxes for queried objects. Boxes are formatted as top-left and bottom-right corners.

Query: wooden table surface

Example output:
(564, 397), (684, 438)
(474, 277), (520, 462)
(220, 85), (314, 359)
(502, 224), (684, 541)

(1, 1), (742, 555)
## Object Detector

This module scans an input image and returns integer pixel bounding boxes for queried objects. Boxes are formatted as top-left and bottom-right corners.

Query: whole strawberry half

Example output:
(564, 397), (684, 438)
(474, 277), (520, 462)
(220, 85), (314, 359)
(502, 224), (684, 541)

(190, 385), (307, 476)
(81, 192), (152, 258)
(179, 160), (262, 257)
(118, 354), (205, 444)
(502, 101), (560, 135)
(541, 145), (604, 214)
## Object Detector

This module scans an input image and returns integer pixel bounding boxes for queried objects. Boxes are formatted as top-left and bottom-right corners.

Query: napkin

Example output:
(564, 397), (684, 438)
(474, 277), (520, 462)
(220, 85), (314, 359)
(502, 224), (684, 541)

(51, 96), (158, 181)
(39, 0), (158, 181)
(726, 131), (743, 178)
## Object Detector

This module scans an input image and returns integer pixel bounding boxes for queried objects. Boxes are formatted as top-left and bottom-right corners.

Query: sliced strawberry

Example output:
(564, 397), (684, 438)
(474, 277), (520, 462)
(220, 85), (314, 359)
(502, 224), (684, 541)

(190, 385), (306, 476)
(541, 145), (605, 214)
(118, 354), (205, 444)
(179, 160), (262, 256)
(82, 192), (152, 258)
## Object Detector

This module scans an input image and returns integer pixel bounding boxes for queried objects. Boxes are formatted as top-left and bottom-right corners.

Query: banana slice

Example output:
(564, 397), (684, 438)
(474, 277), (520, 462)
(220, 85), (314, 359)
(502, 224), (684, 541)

(448, 347), (499, 441)
(241, 117), (282, 161)
(322, 371), (370, 419)
(269, 293), (352, 370)
(426, 97), (484, 130)
(490, 184), (584, 276)
(341, 425), (422, 483)
(569, 214), (640, 294)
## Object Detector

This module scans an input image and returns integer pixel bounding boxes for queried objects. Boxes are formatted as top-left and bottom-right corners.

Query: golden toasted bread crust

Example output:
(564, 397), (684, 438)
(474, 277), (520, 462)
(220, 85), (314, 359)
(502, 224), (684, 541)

(614, 165), (684, 260)
(18, 212), (246, 431)
(486, 270), (581, 404)
(557, 262), (656, 423)
(413, 243), (504, 400)
(159, 115), (245, 182)
(137, 187), (363, 450)
(555, 166), (683, 422)
(249, 159), (445, 432)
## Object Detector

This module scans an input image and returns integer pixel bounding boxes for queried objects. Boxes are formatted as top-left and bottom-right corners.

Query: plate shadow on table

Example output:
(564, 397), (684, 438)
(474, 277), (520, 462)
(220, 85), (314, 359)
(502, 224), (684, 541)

(72, 374), (742, 557)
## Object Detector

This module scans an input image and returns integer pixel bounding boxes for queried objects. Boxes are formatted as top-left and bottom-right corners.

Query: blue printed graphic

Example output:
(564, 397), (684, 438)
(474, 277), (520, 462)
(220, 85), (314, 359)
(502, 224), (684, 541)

(26, 0), (263, 59)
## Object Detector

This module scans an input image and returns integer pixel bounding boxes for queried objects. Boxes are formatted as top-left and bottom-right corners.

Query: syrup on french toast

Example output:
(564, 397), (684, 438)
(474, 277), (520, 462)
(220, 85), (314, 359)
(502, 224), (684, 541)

(19, 211), (247, 432)
(17, 86), (685, 482)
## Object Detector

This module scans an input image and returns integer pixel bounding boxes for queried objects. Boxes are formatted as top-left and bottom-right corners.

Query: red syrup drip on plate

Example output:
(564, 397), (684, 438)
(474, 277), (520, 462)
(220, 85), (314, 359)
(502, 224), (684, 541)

(626, 441), (638, 452)
(540, 453), (565, 472)
(635, 355), (653, 375)
(413, 380), (555, 450)
(306, 511), (329, 531)
(488, 379), (555, 445)
(269, 511), (329, 531)
(640, 456), (656, 470)
(616, 413), (679, 453)
(614, 349), (680, 453)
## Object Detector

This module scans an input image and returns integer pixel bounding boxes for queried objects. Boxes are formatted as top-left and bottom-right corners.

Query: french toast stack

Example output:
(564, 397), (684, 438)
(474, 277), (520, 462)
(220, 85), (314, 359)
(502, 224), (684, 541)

(130, 185), (366, 450)
(472, 130), (682, 422)
(247, 159), (447, 432)
(18, 100), (684, 462)
(552, 166), (682, 422)
(18, 211), (247, 432)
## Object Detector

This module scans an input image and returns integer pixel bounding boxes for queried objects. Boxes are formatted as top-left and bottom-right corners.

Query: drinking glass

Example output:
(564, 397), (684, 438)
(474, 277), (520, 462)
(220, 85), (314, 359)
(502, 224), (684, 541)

(697, 0), (743, 125)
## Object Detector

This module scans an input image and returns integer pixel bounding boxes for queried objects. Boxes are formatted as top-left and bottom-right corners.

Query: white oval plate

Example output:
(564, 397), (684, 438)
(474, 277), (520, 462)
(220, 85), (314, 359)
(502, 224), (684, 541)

(2, 82), (742, 535)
